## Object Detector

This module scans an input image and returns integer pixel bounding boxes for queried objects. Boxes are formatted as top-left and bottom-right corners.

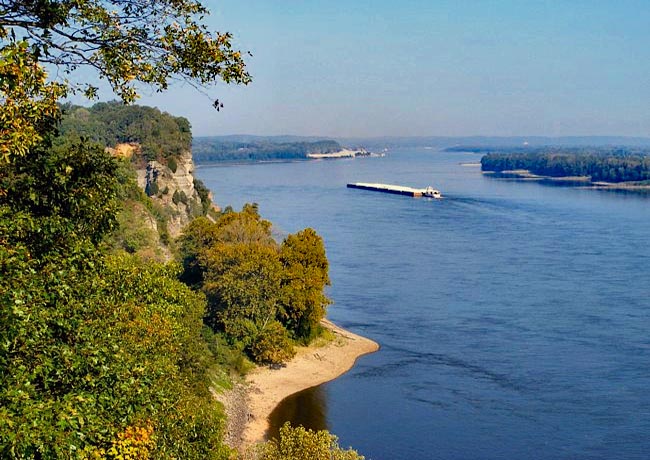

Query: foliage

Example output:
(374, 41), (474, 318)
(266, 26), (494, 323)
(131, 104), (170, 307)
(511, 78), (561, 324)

(0, 224), (231, 459)
(201, 326), (255, 375)
(59, 102), (193, 161)
(1, 1), (252, 457)
(201, 242), (283, 351)
(279, 229), (331, 342)
(254, 423), (364, 460)
(105, 425), (155, 460)
(179, 216), (223, 286)
(98, 157), (176, 258)
(1, 0), (251, 104)
(0, 135), (120, 261)
(194, 178), (213, 214)
(0, 39), (67, 161)
(247, 321), (296, 365)
(0, 120), (228, 458)
(479, 147), (650, 183)
(193, 138), (343, 163)
(168, 156), (178, 173)
(180, 206), (332, 363)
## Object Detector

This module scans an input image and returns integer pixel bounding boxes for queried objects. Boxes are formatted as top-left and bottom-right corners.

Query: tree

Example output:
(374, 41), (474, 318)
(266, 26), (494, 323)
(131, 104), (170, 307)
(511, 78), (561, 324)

(279, 228), (331, 342)
(0, 0), (251, 102)
(200, 241), (293, 363)
(0, 0), (251, 161)
(212, 203), (275, 245)
(0, 39), (66, 161)
(0, 250), (232, 459)
(179, 208), (333, 363)
(0, 134), (120, 260)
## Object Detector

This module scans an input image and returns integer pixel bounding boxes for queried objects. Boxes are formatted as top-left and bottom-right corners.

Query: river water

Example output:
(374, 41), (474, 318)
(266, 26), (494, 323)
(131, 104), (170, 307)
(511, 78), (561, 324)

(197, 149), (650, 460)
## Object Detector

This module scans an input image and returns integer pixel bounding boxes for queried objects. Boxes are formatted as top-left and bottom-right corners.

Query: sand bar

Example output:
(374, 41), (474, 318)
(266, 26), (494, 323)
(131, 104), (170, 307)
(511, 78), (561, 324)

(218, 319), (379, 449)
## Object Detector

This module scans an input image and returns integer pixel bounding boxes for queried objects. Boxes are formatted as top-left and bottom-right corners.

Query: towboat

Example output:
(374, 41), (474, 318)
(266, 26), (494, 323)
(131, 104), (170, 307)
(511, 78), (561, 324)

(423, 186), (442, 198)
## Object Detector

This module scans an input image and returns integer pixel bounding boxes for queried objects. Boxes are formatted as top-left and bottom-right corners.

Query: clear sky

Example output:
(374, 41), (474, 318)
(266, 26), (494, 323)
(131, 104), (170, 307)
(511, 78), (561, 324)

(133, 0), (650, 138)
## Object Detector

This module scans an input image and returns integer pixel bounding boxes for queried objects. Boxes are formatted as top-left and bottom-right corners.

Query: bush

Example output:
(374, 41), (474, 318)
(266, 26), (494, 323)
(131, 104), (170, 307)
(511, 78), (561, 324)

(248, 321), (295, 365)
(172, 189), (188, 205)
(194, 178), (212, 215)
(168, 156), (178, 173)
(254, 423), (364, 460)
(146, 180), (159, 196)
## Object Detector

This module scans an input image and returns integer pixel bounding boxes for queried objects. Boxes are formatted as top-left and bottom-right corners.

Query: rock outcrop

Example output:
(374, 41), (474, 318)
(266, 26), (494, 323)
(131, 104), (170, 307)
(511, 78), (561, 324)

(135, 149), (207, 238)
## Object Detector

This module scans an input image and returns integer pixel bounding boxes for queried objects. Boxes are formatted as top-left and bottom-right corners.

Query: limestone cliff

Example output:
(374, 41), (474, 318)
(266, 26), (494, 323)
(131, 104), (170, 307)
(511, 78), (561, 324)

(135, 149), (208, 238)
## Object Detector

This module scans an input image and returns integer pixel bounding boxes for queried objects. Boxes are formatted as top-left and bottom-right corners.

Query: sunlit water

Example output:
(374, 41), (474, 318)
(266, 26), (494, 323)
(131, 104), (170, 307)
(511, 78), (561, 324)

(197, 149), (650, 460)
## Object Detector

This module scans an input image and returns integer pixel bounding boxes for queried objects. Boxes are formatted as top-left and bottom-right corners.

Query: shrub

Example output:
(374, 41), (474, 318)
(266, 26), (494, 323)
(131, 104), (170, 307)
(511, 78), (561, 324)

(168, 156), (178, 173)
(248, 321), (295, 365)
(146, 180), (159, 196)
(172, 190), (189, 205)
(255, 423), (364, 460)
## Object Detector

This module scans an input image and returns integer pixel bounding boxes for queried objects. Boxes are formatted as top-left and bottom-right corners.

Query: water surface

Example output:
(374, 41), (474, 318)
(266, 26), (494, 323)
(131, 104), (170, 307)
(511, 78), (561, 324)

(198, 149), (650, 460)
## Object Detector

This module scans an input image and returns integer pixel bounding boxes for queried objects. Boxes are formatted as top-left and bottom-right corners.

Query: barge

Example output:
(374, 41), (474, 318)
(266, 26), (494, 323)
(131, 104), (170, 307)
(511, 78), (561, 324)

(347, 182), (442, 198)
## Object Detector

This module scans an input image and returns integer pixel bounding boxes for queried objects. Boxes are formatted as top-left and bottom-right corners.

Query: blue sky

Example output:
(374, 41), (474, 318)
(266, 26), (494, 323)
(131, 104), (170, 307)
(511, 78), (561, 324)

(133, 0), (650, 137)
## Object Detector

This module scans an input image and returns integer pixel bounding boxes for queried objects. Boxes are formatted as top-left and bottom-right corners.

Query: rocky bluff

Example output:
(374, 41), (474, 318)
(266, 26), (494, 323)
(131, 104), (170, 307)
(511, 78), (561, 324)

(110, 143), (215, 238)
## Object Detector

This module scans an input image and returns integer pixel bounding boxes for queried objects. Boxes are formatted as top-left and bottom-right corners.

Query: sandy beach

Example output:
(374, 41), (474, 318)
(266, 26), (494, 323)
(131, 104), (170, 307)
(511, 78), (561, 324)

(217, 319), (379, 450)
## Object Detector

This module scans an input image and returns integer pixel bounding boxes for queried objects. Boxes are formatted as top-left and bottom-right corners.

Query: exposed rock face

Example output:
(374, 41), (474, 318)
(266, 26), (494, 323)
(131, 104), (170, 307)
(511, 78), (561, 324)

(136, 149), (205, 238)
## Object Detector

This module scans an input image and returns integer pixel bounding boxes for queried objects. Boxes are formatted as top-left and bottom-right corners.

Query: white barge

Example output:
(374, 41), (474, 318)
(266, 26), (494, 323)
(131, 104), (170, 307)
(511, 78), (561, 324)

(347, 182), (442, 198)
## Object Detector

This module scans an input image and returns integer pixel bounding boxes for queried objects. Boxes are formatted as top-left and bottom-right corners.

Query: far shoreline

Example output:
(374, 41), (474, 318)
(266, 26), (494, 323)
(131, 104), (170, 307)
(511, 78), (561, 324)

(216, 319), (379, 450)
(483, 170), (650, 191)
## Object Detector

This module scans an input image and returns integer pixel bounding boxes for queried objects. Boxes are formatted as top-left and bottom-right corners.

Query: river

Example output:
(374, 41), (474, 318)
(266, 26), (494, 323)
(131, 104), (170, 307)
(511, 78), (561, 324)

(197, 149), (650, 460)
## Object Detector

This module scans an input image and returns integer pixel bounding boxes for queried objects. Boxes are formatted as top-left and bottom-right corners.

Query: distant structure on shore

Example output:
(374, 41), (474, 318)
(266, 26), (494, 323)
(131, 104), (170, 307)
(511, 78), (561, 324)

(307, 148), (371, 159)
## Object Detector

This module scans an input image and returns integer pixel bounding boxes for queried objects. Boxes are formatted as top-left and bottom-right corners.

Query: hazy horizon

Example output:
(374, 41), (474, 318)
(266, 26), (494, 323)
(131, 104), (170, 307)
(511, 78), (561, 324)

(77, 1), (650, 138)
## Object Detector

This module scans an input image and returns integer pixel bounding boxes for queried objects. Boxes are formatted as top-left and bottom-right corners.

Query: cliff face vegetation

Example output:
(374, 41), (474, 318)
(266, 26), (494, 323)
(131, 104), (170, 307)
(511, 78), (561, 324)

(137, 148), (211, 237)
(56, 103), (217, 262)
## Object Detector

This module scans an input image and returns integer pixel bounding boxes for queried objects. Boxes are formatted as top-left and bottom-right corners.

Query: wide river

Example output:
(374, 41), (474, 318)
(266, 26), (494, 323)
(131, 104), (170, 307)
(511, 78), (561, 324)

(197, 149), (650, 460)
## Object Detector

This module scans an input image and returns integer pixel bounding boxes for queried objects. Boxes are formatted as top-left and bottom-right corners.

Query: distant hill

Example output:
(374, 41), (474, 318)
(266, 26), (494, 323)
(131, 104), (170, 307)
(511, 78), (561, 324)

(192, 136), (343, 163)
(200, 135), (650, 152)
(336, 136), (650, 150)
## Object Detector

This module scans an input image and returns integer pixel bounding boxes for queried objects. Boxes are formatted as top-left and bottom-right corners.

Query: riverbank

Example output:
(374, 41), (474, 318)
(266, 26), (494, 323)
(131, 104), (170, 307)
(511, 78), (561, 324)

(483, 170), (650, 190)
(217, 319), (379, 450)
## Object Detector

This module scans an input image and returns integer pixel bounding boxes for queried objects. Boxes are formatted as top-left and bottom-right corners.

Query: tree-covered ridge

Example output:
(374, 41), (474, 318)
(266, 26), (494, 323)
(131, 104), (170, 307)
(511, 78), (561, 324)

(477, 147), (650, 183)
(193, 137), (343, 163)
(59, 102), (192, 162)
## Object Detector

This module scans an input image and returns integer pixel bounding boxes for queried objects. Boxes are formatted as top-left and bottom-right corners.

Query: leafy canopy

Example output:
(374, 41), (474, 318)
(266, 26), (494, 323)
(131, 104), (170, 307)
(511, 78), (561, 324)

(0, 0), (251, 161)
(180, 205), (332, 364)
(0, 0), (251, 101)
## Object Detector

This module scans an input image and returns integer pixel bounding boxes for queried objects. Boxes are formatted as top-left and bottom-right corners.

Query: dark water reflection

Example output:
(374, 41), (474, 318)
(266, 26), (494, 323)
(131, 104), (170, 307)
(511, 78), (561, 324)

(267, 385), (329, 440)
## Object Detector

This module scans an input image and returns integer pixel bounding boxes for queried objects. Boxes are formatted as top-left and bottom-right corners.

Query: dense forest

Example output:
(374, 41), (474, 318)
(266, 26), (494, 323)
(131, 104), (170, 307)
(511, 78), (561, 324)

(59, 102), (192, 162)
(471, 147), (650, 183)
(193, 137), (342, 163)
(1, 110), (358, 458)
(1, 2), (365, 457)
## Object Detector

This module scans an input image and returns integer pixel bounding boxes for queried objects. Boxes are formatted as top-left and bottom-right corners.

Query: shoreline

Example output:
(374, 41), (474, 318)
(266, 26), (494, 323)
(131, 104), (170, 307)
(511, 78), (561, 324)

(217, 319), (379, 450)
(483, 170), (650, 190)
